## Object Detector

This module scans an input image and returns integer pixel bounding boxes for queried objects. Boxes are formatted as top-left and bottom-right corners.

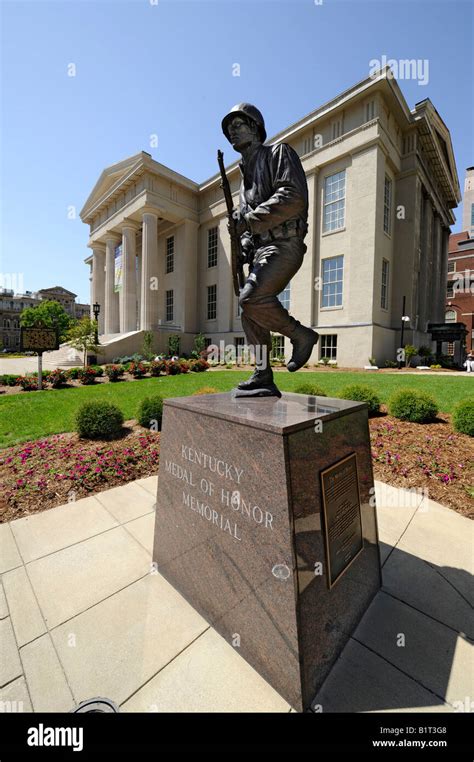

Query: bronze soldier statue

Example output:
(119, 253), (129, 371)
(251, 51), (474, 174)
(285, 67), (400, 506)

(221, 103), (319, 397)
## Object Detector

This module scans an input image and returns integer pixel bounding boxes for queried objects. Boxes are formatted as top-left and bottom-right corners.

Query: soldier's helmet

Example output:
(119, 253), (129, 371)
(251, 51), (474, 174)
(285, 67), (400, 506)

(221, 103), (267, 144)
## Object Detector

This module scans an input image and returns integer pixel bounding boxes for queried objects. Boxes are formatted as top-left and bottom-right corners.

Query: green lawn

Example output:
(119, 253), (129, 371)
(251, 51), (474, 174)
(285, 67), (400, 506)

(0, 371), (472, 449)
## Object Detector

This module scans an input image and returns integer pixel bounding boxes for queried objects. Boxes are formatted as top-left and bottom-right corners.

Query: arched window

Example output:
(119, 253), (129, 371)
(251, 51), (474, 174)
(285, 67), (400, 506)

(445, 310), (456, 323)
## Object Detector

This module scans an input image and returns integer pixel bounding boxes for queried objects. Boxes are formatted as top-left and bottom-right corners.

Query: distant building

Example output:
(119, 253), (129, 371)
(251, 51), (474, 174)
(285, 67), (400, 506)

(462, 167), (474, 238)
(0, 286), (90, 351)
(446, 229), (474, 358)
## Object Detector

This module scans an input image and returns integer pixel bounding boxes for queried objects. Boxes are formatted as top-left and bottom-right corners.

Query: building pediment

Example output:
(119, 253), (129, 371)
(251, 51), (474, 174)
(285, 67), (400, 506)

(38, 286), (77, 298)
(80, 152), (150, 221)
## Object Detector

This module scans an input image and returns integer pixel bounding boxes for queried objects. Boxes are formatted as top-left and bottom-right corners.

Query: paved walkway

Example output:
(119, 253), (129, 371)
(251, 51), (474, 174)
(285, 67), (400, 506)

(0, 479), (472, 713)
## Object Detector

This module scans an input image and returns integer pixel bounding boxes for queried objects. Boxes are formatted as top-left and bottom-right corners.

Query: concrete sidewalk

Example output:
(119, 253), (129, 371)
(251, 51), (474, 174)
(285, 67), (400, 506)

(0, 478), (472, 713)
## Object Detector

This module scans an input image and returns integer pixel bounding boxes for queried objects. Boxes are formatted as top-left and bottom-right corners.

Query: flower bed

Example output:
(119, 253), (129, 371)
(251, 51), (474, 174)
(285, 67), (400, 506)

(370, 413), (473, 517)
(0, 424), (159, 522)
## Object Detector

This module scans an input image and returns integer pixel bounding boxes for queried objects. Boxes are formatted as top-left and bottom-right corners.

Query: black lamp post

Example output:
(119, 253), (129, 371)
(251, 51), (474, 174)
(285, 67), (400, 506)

(93, 302), (100, 345)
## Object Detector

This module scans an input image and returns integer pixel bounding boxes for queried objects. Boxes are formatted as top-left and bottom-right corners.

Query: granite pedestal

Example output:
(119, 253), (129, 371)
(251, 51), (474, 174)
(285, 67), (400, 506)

(153, 391), (381, 711)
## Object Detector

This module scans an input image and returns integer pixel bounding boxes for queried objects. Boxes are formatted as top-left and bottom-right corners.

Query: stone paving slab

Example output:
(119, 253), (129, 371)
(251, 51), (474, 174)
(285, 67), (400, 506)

(10, 496), (118, 563)
(95, 482), (156, 524)
(134, 475), (158, 496)
(382, 547), (474, 639)
(0, 583), (8, 619)
(0, 618), (22, 687)
(353, 591), (473, 707)
(395, 498), (474, 606)
(2, 566), (47, 646)
(312, 638), (453, 713)
(0, 676), (32, 712)
(51, 574), (209, 706)
(123, 513), (155, 555)
(26, 526), (150, 628)
(0, 524), (22, 574)
(20, 634), (75, 712)
(122, 627), (291, 713)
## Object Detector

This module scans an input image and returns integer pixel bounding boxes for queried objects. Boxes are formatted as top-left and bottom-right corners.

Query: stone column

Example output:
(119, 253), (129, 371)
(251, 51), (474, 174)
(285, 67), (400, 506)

(120, 222), (139, 333)
(91, 244), (106, 334)
(105, 235), (121, 334)
(140, 212), (159, 330)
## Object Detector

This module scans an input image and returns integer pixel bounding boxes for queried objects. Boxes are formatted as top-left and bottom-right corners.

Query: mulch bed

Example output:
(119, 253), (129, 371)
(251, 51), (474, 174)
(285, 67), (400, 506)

(0, 413), (472, 524)
(370, 411), (473, 518)
(0, 422), (159, 523)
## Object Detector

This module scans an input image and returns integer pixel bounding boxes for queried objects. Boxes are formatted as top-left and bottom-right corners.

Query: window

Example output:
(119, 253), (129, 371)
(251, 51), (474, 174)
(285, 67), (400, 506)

(446, 284), (454, 298)
(447, 261), (455, 273)
(445, 310), (456, 322)
(166, 290), (174, 322)
(365, 101), (375, 121)
(383, 176), (392, 235)
(321, 256), (344, 308)
(207, 285), (217, 320)
(323, 171), (345, 232)
(278, 282), (291, 311)
(208, 227), (218, 268)
(271, 335), (285, 359)
(320, 335), (337, 361)
(166, 236), (174, 274)
(381, 259), (389, 310)
(447, 342), (454, 356)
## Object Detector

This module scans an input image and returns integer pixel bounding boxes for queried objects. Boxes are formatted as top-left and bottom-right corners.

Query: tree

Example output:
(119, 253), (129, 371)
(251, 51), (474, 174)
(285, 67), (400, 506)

(20, 300), (73, 343)
(141, 330), (155, 361)
(404, 344), (418, 367)
(67, 317), (102, 367)
(191, 332), (206, 358)
(168, 334), (181, 357)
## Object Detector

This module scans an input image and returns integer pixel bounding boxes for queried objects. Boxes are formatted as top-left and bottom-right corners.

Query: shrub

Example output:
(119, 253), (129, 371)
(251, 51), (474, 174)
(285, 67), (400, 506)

(192, 386), (219, 395)
(150, 360), (166, 377)
(430, 364), (442, 370)
(77, 366), (97, 385)
(165, 360), (182, 375)
(294, 383), (327, 397)
(32, 370), (51, 380)
(105, 364), (124, 382)
(452, 399), (474, 437)
(321, 357), (330, 365)
(49, 369), (68, 388)
(179, 360), (190, 373)
(16, 376), (46, 391)
(129, 362), (147, 378)
(75, 401), (124, 440)
(0, 374), (20, 386)
(190, 359), (210, 372)
(384, 360), (398, 368)
(137, 395), (163, 430)
(388, 389), (438, 423)
(66, 367), (82, 380)
(339, 384), (381, 416)
(89, 364), (104, 377)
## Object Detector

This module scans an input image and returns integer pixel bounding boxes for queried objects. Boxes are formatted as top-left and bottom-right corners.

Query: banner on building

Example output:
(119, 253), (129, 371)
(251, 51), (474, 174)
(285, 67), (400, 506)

(114, 245), (122, 292)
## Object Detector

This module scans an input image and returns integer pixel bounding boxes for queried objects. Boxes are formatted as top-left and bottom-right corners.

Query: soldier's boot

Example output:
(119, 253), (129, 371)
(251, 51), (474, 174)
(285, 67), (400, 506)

(287, 324), (319, 372)
(237, 366), (274, 390)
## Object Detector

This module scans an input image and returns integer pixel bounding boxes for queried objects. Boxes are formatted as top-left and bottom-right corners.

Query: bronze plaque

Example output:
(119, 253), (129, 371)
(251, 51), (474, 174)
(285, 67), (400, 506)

(320, 453), (364, 589)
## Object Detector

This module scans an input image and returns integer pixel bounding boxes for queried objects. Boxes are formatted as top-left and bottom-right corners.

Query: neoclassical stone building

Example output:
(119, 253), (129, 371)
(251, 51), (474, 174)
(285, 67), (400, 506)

(81, 67), (460, 366)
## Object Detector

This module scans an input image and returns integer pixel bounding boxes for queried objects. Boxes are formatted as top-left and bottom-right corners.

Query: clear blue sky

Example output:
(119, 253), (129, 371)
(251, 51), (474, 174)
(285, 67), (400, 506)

(1, 0), (473, 303)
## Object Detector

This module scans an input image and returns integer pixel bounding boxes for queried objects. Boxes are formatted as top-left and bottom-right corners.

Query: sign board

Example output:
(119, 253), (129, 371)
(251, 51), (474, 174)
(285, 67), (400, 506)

(20, 327), (59, 354)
